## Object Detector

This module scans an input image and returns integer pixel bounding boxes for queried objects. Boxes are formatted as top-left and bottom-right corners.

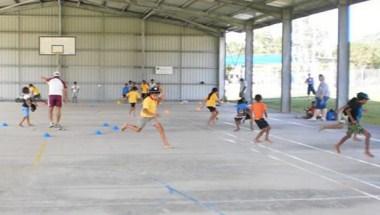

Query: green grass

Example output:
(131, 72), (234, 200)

(265, 97), (380, 125)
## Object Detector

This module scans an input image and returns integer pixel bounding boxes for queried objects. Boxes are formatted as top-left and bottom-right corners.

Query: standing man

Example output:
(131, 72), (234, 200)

(309, 74), (330, 121)
(239, 78), (247, 98)
(305, 73), (316, 97)
(71, 81), (80, 103)
(150, 79), (157, 88)
(41, 71), (68, 129)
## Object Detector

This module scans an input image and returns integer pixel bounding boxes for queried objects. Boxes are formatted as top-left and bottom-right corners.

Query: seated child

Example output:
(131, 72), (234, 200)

(304, 101), (316, 119)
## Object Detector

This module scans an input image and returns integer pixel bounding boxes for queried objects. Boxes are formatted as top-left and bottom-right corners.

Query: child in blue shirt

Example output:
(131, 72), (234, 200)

(234, 97), (253, 131)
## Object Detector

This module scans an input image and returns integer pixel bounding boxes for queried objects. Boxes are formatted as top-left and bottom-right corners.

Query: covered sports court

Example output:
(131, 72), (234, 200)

(1, 0), (379, 214)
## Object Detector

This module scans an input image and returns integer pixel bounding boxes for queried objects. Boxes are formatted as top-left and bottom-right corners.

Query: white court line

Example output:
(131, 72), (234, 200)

(189, 117), (380, 201)
(231, 117), (380, 168)
(222, 121), (380, 194)
(271, 134), (380, 168)
(254, 143), (380, 201)
(224, 139), (236, 144)
(250, 148), (259, 153)
(271, 117), (380, 143)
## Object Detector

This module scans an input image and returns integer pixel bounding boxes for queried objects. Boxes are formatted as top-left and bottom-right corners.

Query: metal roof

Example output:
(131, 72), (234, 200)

(0, 0), (368, 36)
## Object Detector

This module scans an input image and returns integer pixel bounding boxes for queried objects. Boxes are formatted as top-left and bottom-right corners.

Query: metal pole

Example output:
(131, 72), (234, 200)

(218, 32), (226, 100)
(57, 0), (63, 72)
(245, 24), (253, 103)
(141, 20), (146, 80)
(179, 26), (183, 101)
(336, 0), (350, 109)
(281, 9), (292, 113)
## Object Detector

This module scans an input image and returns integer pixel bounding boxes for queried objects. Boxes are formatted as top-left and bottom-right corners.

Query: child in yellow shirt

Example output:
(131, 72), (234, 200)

(121, 87), (172, 149)
(202, 88), (219, 126)
(126, 86), (140, 116)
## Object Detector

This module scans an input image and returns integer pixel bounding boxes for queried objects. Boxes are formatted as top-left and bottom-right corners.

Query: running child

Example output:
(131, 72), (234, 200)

(140, 80), (149, 99)
(126, 86), (140, 116)
(234, 97), (252, 131)
(334, 92), (373, 157)
(251, 94), (272, 143)
(202, 87), (219, 126)
(121, 87), (172, 149)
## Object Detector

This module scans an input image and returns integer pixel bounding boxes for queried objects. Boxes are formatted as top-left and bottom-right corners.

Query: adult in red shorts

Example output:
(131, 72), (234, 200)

(42, 71), (68, 129)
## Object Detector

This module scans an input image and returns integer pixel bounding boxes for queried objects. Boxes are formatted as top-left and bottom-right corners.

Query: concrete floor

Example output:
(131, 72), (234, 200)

(0, 101), (380, 215)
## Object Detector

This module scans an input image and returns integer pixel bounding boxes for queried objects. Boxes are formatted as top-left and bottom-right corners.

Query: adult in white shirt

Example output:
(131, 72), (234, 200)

(239, 78), (247, 98)
(71, 81), (80, 103)
(309, 74), (330, 121)
(41, 71), (68, 129)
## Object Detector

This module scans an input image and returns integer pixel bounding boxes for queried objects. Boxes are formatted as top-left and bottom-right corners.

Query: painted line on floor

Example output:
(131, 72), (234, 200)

(153, 178), (226, 215)
(254, 143), (380, 201)
(33, 141), (48, 167)
(225, 119), (380, 169)
(271, 134), (380, 168)
(271, 117), (380, 143)
(221, 121), (380, 195)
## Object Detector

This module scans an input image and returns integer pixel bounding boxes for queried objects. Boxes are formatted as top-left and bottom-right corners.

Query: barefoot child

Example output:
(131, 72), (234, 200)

(19, 87), (35, 127)
(202, 88), (219, 126)
(121, 87), (172, 149)
(335, 92), (373, 157)
(126, 86), (140, 116)
(234, 97), (252, 131)
(251, 94), (272, 143)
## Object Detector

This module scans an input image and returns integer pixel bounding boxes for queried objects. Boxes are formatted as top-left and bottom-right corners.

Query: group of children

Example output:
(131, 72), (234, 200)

(201, 88), (272, 143)
(15, 74), (375, 157)
(202, 88), (374, 157)
(121, 79), (163, 116)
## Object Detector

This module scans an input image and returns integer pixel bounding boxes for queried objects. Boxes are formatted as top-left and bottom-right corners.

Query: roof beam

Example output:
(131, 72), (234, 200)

(127, 0), (245, 28)
(64, 1), (221, 36)
(205, 2), (225, 13)
(181, 0), (197, 8)
(218, 0), (281, 18)
(0, 0), (40, 13)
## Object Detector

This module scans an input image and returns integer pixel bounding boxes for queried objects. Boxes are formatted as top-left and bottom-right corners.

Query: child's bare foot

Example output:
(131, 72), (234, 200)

(234, 128), (240, 132)
(28, 124), (34, 127)
(18, 124), (23, 127)
(121, 125), (127, 132)
(265, 139), (272, 144)
(164, 145), (173, 149)
(365, 151), (374, 158)
(334, 144), (341, 154)
(254, 139), (262, 143)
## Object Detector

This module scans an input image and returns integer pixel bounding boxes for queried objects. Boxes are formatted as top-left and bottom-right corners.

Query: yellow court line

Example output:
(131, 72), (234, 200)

(33, 141), (48, 167)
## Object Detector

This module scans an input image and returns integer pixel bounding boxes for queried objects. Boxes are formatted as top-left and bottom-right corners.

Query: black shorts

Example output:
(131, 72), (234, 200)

(122, 94), (127, 98)
(130, 103), (136, 108)
(142, 93), (148, 99)
(207, 106), (217, 112)
(255, 118), (269, 129)
(245, 113), (251, 120)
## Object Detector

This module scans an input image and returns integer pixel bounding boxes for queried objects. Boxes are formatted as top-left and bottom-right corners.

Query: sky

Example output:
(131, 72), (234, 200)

(227, 0), (380, 43)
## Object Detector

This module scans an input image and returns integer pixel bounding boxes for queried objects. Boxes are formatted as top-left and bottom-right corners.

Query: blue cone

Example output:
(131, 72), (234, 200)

(95, 130), (103, 136)
(103, 123), (110, 127)
(112, 125), (119, 131)
(43, 132), (51, 138)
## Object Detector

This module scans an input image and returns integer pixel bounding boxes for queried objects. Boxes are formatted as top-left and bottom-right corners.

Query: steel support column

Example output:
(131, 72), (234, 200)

(245, 24), (253, 102)
(336, 0), (350, 109)
(281, 9), (292, 113)
(218, 32), (226, 100)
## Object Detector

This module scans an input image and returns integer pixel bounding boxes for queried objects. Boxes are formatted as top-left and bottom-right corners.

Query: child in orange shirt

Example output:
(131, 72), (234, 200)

(251, 94), (272, 143)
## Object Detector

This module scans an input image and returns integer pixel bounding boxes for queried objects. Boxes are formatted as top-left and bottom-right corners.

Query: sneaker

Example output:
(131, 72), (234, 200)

(308, 117), (317, 121)
(55, 124), (63, 130)
(49, 122), (55, 128)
